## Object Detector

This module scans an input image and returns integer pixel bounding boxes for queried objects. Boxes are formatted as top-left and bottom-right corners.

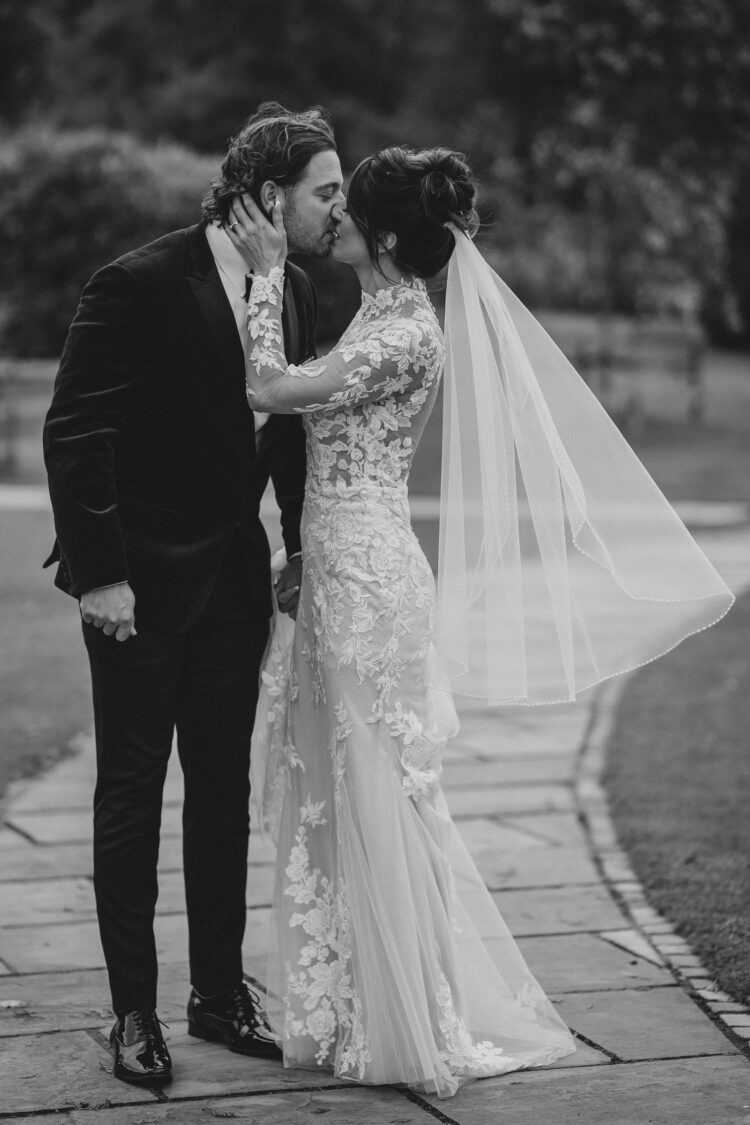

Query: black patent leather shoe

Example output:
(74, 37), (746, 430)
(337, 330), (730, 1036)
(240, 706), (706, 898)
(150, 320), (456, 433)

(109, 1009), (172, 1086)
(187, 980), (282, 1059)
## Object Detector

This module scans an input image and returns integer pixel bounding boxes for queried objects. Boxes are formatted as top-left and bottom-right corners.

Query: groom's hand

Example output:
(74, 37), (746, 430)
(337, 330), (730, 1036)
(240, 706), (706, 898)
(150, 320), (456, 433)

(80, 582), (137, 641)
(275, 556), (302, 619)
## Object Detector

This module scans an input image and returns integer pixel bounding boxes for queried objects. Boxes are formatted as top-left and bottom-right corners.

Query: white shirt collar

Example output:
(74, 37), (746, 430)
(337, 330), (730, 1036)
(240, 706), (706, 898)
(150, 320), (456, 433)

(205, 221), (249, 300)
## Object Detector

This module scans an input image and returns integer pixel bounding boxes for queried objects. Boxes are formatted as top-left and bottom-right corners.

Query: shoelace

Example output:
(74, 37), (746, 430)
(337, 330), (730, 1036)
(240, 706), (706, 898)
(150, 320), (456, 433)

(227, 983), (270, 1036)
(132, 1010), (169, 1034)
(130, 1010), (170, 1052)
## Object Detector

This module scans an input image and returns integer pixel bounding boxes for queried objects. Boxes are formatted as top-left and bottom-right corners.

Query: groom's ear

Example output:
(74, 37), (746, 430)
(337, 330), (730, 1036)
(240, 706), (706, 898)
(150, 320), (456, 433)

(259, 180), (286, 220)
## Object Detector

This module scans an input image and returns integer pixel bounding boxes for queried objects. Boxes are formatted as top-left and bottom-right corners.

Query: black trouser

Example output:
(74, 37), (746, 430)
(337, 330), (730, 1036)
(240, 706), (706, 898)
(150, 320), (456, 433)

(84, 536), (270, 1015)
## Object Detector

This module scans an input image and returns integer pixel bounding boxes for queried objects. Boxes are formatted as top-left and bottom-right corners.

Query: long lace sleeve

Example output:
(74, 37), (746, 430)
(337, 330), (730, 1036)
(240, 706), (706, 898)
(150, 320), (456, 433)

(246, 270), (429, 415)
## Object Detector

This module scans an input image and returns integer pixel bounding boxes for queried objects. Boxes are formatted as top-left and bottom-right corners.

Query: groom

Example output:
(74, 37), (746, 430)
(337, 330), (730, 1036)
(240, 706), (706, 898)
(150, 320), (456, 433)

(43, 103), (345, 1085)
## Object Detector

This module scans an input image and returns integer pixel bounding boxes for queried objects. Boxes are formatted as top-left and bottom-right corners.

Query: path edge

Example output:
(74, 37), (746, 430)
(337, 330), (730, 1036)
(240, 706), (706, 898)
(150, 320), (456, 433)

(574, 674), (750, 1057)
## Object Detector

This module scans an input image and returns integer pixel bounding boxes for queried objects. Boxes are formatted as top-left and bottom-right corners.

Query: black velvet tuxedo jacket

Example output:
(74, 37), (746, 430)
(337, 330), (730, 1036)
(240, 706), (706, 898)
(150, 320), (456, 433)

(43, 221), (314, 634)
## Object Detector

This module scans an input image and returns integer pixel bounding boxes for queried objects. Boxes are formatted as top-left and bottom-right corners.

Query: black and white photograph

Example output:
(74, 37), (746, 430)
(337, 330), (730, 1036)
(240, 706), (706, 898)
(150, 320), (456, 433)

(1, 2), (749, 1120)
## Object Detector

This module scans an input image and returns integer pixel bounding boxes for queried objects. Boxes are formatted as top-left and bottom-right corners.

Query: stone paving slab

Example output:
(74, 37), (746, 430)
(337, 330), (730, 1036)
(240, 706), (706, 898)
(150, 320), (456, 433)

(120, 1026), (338, 1100)
(442, 755), (574, 787)
(0, 1087), (430, 1125)
(8, 778), (96, 813)
(0, 825), (34, 851)
(0, 908), (271, 974)
(490, 884), (626, 936)
(455, 816), (558, 855)
(0, 875), (96, 926)
(0, 961), (270, 1039)
(8, 776), (186, 819)
(136, 1022), (348, 1101)
(0, 820), (276, 871)
(6, 804), (185, 845)
(0, 967), (128, 1037)
(501, 811), (590, 849)
(421, 1055), (750, 1125)
(0, 868), (275, 928)
(555, 986), (738, 1060)
(0, 1028), (154, 1115)
(517, 933), (674, 994)
(447, 783), (574, 817)
(0, 836), (183, 882)
(453, 710), (589, 757)
(7, 732), (183, 812)
(600, 928), (665, 967)
(476, 843), (601, 889)
(548, 1040), (611, 1068)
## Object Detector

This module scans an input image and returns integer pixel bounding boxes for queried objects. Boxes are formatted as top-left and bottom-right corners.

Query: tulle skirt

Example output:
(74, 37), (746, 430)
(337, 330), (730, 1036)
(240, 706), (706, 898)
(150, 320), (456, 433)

(251, 500), (576, 1098)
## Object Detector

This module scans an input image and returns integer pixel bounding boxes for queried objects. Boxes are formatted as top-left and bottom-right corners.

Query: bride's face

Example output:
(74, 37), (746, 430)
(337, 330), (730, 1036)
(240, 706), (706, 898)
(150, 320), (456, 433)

(331, 210), (370, 267)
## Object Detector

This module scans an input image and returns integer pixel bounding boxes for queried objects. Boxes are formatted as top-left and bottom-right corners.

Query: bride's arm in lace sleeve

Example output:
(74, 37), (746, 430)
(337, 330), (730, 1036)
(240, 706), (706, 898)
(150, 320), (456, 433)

(246, 269), (428, 415)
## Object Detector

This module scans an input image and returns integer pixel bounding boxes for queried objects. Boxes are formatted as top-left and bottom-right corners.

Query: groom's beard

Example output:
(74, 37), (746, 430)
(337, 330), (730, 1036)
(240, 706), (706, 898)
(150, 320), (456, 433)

(288, 227), (339, 258)
(285, 206), (339, 258)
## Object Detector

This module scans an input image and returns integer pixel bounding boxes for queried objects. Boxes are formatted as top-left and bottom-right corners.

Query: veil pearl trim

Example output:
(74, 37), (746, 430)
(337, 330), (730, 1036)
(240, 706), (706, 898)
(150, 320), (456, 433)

(435, 227), (734, 706)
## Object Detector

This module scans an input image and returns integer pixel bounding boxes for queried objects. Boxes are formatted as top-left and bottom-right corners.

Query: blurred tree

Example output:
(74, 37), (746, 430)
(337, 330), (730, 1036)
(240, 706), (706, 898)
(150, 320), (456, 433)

(479, 0), (749, 162)
(0, 0), (749, 338)
(0, 0), (52, 121)
(475, 0), (750, 330)
(0, 128), (216, 355)
(3, 1), (747, 170)
(721, 157), (750, 344)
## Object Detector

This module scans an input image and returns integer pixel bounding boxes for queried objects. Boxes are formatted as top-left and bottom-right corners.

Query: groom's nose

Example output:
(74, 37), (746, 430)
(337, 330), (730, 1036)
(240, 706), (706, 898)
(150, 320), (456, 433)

(330, 194), (346, 223)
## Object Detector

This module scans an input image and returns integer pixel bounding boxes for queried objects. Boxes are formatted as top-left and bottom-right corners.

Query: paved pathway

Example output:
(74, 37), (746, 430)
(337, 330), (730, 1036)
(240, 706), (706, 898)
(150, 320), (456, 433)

(2, 526), (750, 1123)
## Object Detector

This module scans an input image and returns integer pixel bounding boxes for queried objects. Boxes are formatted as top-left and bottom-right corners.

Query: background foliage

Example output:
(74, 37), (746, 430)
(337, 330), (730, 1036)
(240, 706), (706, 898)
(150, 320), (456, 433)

(1, 0), (749, 354)
(0, 129), (216, 354)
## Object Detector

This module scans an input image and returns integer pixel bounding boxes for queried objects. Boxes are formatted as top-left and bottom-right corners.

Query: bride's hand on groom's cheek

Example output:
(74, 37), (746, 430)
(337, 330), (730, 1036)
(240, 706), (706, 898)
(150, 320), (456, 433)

(224, 192), (287, 274)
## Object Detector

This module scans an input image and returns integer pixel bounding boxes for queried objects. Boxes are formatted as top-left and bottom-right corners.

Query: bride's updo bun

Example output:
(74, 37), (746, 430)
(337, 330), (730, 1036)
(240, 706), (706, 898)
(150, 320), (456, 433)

(346, 146), (478, 279)
(419, 151), (476, 229)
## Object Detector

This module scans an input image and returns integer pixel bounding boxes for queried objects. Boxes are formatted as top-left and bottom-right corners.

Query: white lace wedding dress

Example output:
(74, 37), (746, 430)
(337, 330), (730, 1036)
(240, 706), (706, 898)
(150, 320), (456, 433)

(245, 268), (576, 1098)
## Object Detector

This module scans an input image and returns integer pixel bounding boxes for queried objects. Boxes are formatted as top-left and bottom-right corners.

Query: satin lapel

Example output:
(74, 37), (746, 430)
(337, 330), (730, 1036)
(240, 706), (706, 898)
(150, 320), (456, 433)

(281, 271), (300, 365)
(186, 224), (245, 394)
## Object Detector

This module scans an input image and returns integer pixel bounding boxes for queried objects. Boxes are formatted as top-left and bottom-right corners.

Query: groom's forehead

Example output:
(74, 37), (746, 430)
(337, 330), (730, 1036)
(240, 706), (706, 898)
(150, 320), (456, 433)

(298, 150), (343, 192)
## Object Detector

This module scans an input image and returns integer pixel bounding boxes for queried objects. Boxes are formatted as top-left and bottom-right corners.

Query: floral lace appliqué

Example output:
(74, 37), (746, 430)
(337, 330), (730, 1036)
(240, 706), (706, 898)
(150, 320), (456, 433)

(282, 797), (371, 1077)
(246, 267), (286, 386)
(384, 700), (443, 800)
(436, 973), (507, 1075)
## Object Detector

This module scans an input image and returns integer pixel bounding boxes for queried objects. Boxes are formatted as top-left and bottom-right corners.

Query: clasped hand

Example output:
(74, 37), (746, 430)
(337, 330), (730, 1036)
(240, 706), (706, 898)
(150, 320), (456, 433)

(80, 582), (136, 642)
(224, 192), (287, 275)
(275, 556), (302, 620)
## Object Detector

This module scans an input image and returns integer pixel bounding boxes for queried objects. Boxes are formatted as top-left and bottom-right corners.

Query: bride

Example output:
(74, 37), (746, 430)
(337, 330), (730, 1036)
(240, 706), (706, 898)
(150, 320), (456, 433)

(225, 145), (732, 1097)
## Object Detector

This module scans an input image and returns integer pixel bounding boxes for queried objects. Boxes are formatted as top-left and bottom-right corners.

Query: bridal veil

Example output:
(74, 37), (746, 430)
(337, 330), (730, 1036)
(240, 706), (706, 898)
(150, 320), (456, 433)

(436, 227), (734, 706)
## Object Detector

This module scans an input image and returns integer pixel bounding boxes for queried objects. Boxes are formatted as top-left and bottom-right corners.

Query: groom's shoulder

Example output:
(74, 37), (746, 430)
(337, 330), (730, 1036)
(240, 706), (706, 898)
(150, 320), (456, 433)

(107, 224), (200, 281)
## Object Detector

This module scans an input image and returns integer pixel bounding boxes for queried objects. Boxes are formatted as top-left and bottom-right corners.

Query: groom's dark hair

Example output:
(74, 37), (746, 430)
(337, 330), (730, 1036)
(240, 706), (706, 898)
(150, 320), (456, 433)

(202, 102), (336, 223)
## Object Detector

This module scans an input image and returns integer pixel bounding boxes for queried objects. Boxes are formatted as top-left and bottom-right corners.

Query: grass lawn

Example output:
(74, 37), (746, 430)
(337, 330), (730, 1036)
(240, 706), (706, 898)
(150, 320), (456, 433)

(603, 587), (750, 1005)
(0, 509), (92, 806)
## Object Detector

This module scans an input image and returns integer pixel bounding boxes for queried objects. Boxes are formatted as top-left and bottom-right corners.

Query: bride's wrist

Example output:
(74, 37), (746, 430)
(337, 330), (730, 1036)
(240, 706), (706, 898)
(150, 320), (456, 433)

(247, 267), (285, 311)
(253, 260), (285, 278)
(251, 264), (285, 285)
